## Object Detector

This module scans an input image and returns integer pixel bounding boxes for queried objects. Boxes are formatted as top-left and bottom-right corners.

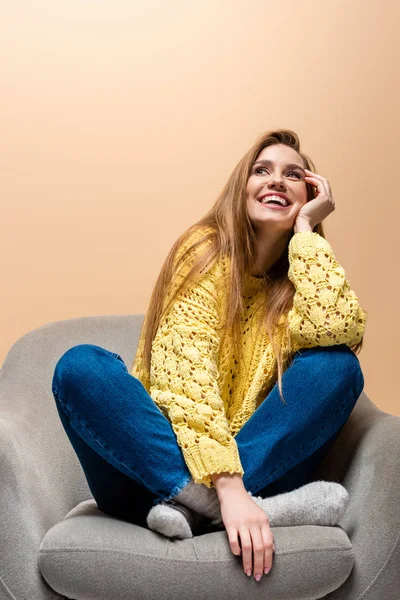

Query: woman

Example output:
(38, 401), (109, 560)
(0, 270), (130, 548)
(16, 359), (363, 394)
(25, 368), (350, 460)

(51, 129), (366, 583)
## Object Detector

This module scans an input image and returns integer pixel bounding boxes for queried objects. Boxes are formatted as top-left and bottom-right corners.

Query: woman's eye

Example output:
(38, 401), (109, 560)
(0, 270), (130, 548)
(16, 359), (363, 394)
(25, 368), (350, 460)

(255, 168), (301, 179)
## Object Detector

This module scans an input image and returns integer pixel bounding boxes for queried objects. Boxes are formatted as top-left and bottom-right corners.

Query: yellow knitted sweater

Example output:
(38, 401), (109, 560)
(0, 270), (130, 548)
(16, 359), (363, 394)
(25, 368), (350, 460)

(131, 227), (367, 488)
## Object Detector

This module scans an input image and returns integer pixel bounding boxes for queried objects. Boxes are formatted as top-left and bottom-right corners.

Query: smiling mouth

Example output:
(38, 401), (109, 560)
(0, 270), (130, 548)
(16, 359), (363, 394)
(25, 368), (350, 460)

(256, 198), (291, 210)
(257, 194), (291, 207)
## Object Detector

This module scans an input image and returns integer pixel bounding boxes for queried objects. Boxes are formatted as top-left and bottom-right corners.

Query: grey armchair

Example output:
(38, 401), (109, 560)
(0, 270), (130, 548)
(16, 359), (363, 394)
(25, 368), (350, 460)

(0, 314), (399, 600)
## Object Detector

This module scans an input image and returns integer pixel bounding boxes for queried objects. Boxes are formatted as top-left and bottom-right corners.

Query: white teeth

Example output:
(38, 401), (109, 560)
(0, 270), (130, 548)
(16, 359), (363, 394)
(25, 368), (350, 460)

(259, 195), (289, 207)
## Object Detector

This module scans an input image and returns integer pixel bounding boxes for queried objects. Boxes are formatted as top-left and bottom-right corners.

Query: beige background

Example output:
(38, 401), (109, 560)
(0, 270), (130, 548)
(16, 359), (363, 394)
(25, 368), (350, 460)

(1, 1), (399, 415)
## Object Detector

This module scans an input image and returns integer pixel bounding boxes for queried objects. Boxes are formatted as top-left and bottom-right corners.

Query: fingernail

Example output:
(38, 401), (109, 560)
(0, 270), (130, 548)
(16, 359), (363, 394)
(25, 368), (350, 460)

(264, 567), (271, 575)
(246, 569), (251, 576)
(254, 573), (262, 582)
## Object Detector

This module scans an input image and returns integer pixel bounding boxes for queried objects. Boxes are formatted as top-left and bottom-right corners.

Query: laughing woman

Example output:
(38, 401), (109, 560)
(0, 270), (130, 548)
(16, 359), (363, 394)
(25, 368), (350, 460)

(51, 129), (367, 583)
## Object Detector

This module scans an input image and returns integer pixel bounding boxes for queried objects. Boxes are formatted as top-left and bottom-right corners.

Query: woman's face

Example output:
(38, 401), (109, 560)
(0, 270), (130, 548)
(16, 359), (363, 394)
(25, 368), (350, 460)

(246, 143), (309, 231)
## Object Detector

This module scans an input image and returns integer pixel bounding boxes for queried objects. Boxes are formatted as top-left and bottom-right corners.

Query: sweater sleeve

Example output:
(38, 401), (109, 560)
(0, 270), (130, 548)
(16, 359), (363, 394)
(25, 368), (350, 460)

(143, 236), (244, 488)
(287, 231), (367, 351)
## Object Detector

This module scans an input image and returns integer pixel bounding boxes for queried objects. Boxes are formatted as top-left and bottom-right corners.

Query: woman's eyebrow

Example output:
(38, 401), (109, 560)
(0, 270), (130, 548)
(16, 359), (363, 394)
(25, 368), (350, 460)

(253, 159), (306, 174)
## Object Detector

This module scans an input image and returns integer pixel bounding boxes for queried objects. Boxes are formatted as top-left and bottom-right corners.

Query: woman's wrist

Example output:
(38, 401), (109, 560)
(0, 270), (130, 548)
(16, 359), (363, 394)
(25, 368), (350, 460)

(211, 472), (246, 499)
(293, 219), (313, 233)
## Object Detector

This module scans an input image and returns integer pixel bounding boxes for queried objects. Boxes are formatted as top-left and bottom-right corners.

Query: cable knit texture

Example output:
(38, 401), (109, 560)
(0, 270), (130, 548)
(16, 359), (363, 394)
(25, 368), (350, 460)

(131, 227), (367, 488)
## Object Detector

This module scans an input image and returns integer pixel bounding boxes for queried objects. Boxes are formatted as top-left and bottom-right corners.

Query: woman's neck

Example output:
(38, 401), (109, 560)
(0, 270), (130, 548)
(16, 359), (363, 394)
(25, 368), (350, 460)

(249, 228), (292, 277)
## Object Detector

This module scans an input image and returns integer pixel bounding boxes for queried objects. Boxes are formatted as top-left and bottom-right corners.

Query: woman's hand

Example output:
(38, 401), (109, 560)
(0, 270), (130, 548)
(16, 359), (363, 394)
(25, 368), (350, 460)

(219, 487), (275, 581)
(295, 168), (336, 230)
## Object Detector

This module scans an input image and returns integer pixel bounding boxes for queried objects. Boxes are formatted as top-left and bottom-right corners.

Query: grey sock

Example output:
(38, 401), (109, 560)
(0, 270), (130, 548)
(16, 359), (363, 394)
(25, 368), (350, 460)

(249, 480), (349, 527)
(172, 479), (222, 522)
(146, 501), (207, 539)
(147, 480), (349, 538)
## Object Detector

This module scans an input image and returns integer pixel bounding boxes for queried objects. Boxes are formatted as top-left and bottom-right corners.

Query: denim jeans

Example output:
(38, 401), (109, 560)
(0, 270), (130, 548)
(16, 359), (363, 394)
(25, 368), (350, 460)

(51, 343), (364, 528)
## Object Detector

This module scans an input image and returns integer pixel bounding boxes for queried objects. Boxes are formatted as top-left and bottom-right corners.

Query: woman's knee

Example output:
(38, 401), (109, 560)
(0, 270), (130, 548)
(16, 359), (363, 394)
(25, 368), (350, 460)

(52, 344), (108, 396)
(296, 344), (364, 397)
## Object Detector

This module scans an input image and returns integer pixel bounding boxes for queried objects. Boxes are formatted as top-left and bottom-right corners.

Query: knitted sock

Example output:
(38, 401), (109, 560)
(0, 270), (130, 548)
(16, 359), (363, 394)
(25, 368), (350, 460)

(146, 479), (223, 540)
(146, 480), (349, 539)
(171, 478), (223, 522)
(146, 500), (208, 540)
(249, 480), (349, 527)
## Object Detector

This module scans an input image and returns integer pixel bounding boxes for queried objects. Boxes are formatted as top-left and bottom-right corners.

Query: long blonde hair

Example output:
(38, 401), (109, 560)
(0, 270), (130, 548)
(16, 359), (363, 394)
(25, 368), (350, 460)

(138, 128), (364, 404)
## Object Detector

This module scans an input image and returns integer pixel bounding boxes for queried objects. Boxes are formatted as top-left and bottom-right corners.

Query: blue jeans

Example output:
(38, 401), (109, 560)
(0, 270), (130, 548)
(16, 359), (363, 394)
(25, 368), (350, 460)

(51, 343), (364, 528)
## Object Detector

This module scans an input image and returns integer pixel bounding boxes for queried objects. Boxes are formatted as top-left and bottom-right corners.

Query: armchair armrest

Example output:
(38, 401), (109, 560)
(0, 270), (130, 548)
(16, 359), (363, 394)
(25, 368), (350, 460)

(0, 313), (140, 600)
(314, 393), (400, 600)
(0, 375), (90, 599)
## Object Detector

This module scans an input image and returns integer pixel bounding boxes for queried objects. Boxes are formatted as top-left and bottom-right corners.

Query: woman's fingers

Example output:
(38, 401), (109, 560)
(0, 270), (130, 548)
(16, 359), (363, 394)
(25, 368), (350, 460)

(237, 525), (274, 580)
(250, 526), (268, 580)
(239, 528), (253, 576)
(227, 526), (242, 558)
(261, 523), (274, 574)
(219, 490), (275, 579)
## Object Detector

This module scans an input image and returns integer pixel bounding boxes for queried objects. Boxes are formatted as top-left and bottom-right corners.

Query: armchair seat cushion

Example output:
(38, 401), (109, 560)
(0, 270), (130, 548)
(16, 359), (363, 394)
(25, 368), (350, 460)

(38, 499), (354, 600)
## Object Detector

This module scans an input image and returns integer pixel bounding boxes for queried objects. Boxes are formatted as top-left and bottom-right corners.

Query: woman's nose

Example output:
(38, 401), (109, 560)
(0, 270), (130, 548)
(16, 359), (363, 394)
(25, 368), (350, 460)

(268, 179), (286, 189)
